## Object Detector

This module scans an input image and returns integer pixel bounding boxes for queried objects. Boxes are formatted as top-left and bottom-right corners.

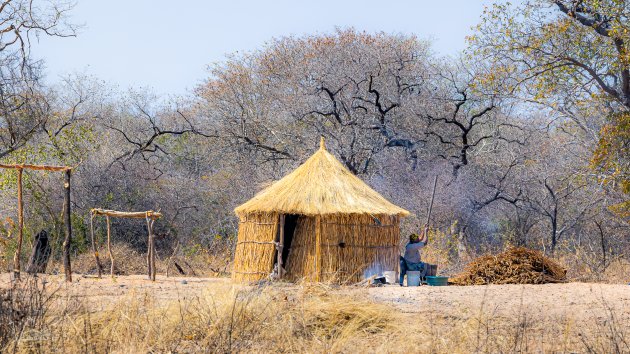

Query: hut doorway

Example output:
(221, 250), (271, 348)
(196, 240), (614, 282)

(281, 214), (299, 266)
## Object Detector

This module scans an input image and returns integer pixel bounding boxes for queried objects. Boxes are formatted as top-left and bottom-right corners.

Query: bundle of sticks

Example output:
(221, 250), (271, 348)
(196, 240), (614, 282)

(451, 247), (567, 285)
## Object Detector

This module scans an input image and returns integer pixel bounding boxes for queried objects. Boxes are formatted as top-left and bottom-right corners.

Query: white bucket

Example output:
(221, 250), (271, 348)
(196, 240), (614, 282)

(407, 271), (421, 286)
(383, 271), (397, 284)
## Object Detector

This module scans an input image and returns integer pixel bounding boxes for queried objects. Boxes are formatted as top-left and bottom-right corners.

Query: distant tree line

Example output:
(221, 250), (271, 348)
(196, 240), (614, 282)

(0, 0), (627, 272)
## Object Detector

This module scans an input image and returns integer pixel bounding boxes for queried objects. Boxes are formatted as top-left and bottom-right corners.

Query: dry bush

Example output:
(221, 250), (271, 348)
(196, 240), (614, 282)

(173, 239), (234, 277)
(0, 276), (56, 352)
(420, 226), (467, 275)
(557, 244), (630, 283)
(57, 243), (152, 276)
(49, 240), (233, 278)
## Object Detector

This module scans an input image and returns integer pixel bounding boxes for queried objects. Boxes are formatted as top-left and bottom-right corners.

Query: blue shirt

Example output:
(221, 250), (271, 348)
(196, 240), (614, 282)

(403, 241), (425, 263)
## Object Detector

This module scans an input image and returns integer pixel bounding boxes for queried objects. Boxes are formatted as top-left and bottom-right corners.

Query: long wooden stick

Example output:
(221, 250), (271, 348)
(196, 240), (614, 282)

(13, 168), (23, 280)
(426, 175), (438, 228)
(63, 170), (72, 282)
(93, 209), (162, 219)
(0, 163), (71, 172)
(106, 215), (114, 278)
(90, 214), (103, 278)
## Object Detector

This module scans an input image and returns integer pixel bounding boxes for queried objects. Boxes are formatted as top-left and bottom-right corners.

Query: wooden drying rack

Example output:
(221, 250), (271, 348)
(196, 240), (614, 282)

(0, 164), (73, 282)
(90, 208), (162, 281)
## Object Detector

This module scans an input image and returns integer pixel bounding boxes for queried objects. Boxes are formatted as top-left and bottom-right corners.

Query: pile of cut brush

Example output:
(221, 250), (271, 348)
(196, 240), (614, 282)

(451, 247), (567, 285)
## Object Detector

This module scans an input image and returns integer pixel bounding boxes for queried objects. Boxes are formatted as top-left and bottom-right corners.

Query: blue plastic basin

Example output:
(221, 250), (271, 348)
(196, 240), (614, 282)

(425, 276), (448, 286)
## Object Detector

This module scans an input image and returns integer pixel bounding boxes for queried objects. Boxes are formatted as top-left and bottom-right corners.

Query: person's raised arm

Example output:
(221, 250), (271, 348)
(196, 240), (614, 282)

(420, 223), (429, 244)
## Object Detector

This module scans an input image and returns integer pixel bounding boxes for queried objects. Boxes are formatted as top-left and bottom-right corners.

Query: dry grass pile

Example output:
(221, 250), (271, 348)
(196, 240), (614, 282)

(452, 247), (567, 285)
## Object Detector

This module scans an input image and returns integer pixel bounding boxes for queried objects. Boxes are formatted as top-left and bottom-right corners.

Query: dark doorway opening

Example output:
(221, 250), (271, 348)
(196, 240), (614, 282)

(281, 214), (299, 266)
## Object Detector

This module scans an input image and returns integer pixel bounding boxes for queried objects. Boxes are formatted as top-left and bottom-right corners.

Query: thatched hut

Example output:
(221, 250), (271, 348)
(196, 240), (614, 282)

(232, 138), (409, 283)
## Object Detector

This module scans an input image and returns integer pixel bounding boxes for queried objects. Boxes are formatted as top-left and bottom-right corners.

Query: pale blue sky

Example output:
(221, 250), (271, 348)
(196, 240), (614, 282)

(34, 0), (498, 96)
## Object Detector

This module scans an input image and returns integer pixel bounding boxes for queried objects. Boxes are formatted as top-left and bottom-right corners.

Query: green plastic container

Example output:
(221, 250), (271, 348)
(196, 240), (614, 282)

(425, 276), (448, 286)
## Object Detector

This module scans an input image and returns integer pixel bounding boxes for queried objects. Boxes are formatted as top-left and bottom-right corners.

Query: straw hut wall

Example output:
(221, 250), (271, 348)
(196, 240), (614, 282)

(232, 138), (409, 283)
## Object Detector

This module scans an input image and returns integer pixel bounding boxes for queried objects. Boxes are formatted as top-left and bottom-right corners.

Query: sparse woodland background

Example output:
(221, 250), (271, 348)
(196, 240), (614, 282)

(0, 0), (628, 279)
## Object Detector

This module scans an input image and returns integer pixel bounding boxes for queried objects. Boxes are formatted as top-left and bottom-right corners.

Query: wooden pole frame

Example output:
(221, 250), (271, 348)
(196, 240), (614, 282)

(90, 208), (162, 281)
(277, 214), (285, 279)
(89, 214), (103, 278)
(106, 215), (114, 277)
(146, 215), (156, 281)
(63, 170), (72, 281)
(315, 215), (322, 282)
(13, 169), (23, 279)
(0, 163), (73, 282)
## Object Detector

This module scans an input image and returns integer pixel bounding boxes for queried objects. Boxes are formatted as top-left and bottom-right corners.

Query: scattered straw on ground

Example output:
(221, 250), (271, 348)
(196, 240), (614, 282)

(451, 247), (567, 285)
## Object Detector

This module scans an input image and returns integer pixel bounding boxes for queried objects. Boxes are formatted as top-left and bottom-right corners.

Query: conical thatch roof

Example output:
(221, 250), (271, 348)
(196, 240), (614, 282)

(234, 138), (410, 217)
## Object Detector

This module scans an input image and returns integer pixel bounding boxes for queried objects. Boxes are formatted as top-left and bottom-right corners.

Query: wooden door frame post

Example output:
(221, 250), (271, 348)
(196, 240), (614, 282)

(315, 215), (322, 282)
(277, 214), (285, 279)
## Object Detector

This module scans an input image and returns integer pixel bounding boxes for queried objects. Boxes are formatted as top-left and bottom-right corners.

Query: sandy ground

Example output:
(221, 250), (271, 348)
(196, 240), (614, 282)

(364, 282), (630, 325)
(2, 273), (629, 326)
(0, 273), (228, 311)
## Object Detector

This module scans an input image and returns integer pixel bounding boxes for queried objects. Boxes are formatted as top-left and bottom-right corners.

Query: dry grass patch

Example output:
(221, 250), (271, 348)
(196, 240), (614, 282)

(3, 277), (630, 353)
(7, 282), (400, 353)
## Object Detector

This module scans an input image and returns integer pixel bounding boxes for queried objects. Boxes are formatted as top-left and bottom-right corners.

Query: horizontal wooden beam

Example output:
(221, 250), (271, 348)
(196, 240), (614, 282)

(91, 208), (162, 220)
(0, 163), (72, 172)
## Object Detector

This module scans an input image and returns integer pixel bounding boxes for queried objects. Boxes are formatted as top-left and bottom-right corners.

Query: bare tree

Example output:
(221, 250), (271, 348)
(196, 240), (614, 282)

(0, 0), (76, 158)
(197, 29), (431, 175)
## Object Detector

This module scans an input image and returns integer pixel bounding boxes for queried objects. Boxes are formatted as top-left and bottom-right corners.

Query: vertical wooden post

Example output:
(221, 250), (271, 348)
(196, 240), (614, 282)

(150, 218), (156, 281)
(106, 215), (114, 278)
(89, 213), (103, 278)
(146, 215), (152, 279)
(277, 214), (285, 279)
(146, 214), (155, 281)
(63, 169), (72, 282)
(13, 168), (24, 280)
(315, 215), (321, 282)
(146, 215), (151, 279)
